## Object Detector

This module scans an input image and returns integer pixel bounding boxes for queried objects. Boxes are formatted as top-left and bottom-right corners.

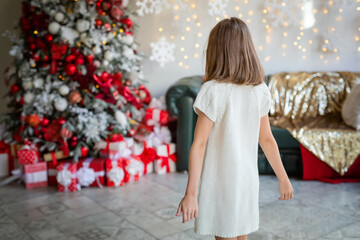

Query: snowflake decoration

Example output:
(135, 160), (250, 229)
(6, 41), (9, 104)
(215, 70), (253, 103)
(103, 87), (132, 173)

(149, 37), (176, 67)
(208, 0), (228, 16)
(136, 0), (164, 16)
(264, 0), (301, 28)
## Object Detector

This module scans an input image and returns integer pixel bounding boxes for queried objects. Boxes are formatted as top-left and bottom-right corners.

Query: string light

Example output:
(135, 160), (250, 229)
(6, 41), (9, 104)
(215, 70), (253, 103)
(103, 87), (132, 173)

(158, 27), (163, 32)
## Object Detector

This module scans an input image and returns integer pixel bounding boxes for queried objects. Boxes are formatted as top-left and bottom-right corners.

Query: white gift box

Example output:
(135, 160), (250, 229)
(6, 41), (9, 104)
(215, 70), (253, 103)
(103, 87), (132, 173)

(0, 153), (9, 177)
(154, 143), (177, 174)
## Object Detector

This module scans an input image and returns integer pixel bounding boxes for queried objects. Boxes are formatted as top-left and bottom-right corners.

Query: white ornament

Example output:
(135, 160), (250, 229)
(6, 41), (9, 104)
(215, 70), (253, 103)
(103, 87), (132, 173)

(76, 19), (90, 32)
(208, 0), (228, 16)
(33, 77), (44, 89)
(149, 37), (175, 67)
(120, 35), (134, 45)
(123, 47), (135, 60)
(22, 81), (33, 90)
(61, 27), (79, 45)
(136, 0), (163, 16)
(115, 111), (128, 127)
(102, 60), (109, 67)
(55, 12), (65, 22)
(104, 51), (114, 61)
(24, 92), (35, 103)
(59, 85), (70, 96)
(264, 0), (300, 28)
(94, 60), (101, 67)
(54, 97), (68, 112)
(48, 22), (61, 34)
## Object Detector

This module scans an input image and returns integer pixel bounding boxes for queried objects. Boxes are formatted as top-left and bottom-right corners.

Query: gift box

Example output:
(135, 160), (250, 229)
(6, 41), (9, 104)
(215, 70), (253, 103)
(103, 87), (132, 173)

(56, 162), (78, 192)
(131, 141), (156, 174)
(77, 158), (105, 187)
(10, 144), (21, 157)
(95, 137), (134, 152)
(0, 141), (11, 177)
(43, 151), (69, 164)
(23, 162), (48, 189)
(17, 142), (40, 165)
(144, 108), (169, 126)
(47, 161), (58, 186)
(105, 159), (126, 187)
(154, 143), (177, 174)
(146, 126), (172, 148)
(123, 156), (144, 183)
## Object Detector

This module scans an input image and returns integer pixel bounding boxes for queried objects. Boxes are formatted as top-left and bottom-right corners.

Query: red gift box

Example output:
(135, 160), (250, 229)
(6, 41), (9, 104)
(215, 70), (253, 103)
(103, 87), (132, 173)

(77, 158), (105, 187)
(23, 162), (48, 189)
(56, 162), (78, 192)
(47, 161), (58, 186)
(105, 159), (125, 187)
(154, 143), (177, 174)
(17, 142), (40, 165)
(123, 156), (144, 183)
(144, 108), (169, 126)
(131, 141), (155, 174)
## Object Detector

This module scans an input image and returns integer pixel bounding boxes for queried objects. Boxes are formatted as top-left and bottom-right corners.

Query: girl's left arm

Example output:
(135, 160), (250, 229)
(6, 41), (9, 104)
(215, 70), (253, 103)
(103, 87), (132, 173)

(175, 111), (214, 223)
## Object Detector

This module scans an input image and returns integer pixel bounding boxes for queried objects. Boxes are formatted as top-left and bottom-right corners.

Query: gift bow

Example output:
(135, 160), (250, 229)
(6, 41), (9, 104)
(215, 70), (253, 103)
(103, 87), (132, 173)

(123, 157), (144, 176)
(107, 160), (124, 186)
(138, 142), (156, 174)
(56, 163), (78, 191)
(77, 158), (105, 188)
(159, 145), (177, 173)
(146, 126), (171, 148)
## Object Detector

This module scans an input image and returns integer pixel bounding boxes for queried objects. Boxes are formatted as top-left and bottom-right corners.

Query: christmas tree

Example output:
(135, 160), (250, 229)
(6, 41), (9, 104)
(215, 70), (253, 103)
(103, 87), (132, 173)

(2, 0), (153, 161)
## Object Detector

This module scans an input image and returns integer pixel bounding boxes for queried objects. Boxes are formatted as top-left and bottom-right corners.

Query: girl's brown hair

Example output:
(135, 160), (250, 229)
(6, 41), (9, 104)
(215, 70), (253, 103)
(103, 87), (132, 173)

(204, 17), (264, 86)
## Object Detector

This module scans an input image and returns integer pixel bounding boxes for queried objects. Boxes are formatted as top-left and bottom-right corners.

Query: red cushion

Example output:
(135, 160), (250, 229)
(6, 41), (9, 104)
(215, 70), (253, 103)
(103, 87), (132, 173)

(300, 144), (360, 183)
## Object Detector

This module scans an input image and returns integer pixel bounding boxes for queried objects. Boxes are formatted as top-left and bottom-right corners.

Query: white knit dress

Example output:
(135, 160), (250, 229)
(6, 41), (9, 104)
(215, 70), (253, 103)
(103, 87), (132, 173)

(192, 79), (271, 238)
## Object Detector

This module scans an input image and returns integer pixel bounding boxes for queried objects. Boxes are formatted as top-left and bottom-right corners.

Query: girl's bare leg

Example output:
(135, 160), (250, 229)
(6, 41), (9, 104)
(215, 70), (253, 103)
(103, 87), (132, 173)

(214, 235), (247, 240)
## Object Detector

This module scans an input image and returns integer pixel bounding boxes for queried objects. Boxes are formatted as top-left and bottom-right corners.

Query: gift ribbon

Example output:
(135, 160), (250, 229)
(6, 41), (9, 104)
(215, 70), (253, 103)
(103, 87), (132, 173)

(25, 170), (47, 183)
(77, 158), (105, 188)
(51, 152), (57, 166)
(56, 163), (79, 192)
(138, 142), (156, 174)
(159, 145), (177, 173)
(146, 108), (168, 126)
(107, 160), (125, 186)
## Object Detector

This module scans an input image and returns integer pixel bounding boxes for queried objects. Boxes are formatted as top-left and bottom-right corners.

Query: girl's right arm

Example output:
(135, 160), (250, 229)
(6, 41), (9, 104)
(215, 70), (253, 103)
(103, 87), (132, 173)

(259, 114), (294, 200)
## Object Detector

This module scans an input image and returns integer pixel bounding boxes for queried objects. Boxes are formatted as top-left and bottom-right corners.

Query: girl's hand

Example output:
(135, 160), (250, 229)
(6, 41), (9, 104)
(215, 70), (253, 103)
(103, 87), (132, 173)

(175, 194), (198, 223)
(278, 177), (294, 200)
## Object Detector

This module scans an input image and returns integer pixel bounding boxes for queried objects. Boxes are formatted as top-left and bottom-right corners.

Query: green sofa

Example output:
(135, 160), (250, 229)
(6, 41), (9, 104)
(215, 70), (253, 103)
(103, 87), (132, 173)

(165, 75), (303, 177)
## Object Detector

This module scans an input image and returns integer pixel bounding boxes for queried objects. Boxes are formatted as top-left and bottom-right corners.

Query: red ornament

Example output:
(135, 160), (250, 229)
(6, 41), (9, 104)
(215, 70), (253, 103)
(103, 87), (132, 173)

(66, 54), (76, 62)
(115, 72), (122, 81)
(65, 64), (77, 75)
(81, 146), (88, 157)
(30, 43), (36, 50)
(68, 91), (82, 104)
(43, 55), (49, 62)
(44, 34), (53, 43)
(42, 118), (49, 126)
(18, 97), (24, 105)
(95, 19), (103, 27)
(110, 6), (123, 21)
(70, 136), (77, 147)
(75, 57), (84, 65)
(10, 84), (19, 95)
(120, 18), (133, 28)
(101, 72), (109, 81)
(28, 114), (41, 127)
(102, 2), (111, 10)
(32, 53), (41, 62)
(58, 118), (66, 125)
(104, 23), (112, 31)
(60, 128), (72, 139)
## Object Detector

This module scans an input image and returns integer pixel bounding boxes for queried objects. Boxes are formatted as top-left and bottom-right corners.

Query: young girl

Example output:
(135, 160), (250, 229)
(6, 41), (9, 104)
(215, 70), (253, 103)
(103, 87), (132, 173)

(175, 18), (294, 240)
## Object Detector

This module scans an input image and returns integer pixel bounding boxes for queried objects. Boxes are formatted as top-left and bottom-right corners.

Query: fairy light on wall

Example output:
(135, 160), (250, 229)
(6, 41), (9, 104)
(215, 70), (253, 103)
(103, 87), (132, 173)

(137, 0), (360, 69)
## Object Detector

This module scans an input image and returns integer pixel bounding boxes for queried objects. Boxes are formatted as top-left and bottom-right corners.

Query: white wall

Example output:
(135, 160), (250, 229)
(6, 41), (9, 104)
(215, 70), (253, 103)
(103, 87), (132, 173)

(0, 0), (359, 114)
(133, 0), (360, 97)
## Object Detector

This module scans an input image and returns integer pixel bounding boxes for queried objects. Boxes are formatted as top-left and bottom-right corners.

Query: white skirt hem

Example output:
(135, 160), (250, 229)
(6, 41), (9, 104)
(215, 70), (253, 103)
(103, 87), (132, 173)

(193, 225), (259, 238)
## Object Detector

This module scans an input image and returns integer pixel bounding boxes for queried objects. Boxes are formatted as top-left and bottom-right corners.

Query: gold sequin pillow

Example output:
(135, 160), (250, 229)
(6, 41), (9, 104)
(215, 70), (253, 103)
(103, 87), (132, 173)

(342, 84), (360, 130)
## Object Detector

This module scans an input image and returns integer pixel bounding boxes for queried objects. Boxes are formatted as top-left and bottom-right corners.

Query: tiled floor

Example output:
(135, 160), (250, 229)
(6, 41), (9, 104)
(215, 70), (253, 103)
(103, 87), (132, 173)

(0, 173), (359, 240)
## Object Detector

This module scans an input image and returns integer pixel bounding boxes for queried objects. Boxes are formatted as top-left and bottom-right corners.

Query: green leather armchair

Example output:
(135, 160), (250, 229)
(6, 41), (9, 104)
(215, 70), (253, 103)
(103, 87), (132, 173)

(166, 76), (302, 176)
(166, 75), (303, 177)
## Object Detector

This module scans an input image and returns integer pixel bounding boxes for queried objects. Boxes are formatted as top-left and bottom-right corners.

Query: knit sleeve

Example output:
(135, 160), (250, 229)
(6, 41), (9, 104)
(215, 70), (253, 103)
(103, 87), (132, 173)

(260, 82), (271, 117)
(193, 81), (229, 123)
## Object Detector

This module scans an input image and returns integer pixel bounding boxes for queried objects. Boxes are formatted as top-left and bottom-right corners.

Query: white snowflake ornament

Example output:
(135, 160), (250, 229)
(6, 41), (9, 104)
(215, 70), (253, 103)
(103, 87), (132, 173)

(136, 0), (164, 16)
(149, 37), (175, 67)
(208, 0), (228, 17)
